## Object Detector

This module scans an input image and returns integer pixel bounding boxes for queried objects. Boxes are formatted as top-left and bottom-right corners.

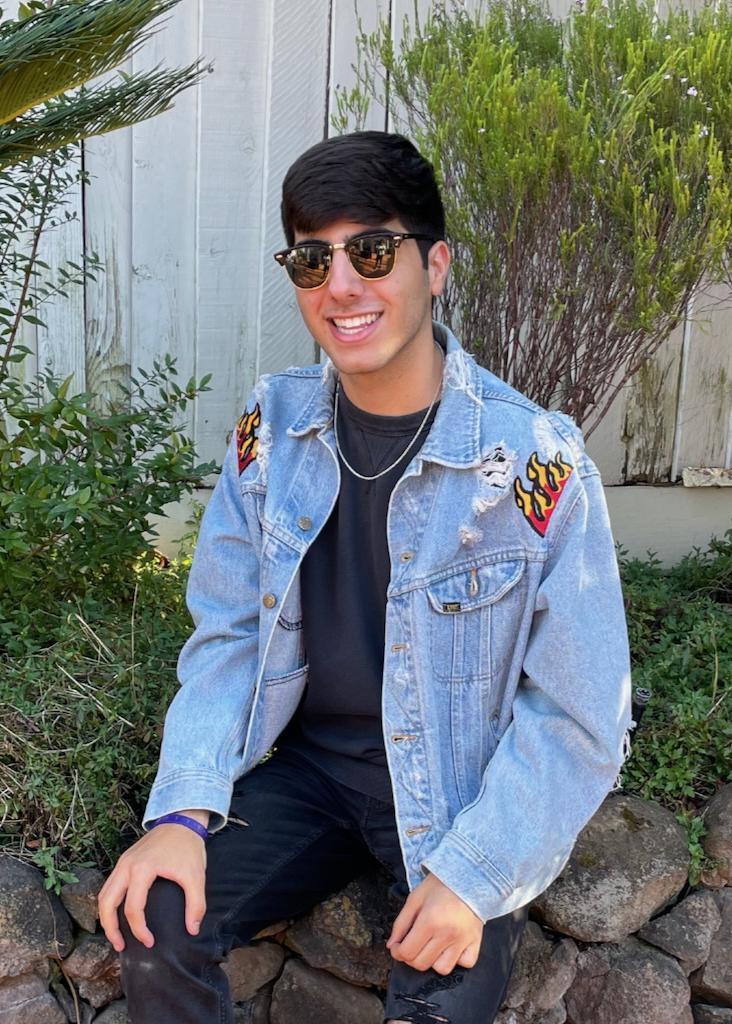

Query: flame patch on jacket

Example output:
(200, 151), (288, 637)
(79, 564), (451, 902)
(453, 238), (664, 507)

(514, 451), (573, 537)
(236, 404), (261, 474)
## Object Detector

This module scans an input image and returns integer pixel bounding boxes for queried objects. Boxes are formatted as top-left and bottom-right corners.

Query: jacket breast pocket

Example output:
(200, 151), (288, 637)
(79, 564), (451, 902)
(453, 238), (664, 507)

(426, 558), (526, 682)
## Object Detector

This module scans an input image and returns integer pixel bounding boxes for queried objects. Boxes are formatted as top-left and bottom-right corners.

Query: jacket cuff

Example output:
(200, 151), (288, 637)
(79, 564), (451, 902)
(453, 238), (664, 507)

(420, 829), (574, 924)
(142, 769), (233, 834)
(419, 829), (510, 923)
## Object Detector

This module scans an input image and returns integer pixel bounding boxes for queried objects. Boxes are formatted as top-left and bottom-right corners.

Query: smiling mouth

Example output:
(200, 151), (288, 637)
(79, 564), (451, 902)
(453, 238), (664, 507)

(328, 311), (383, 337)
(330, 312), (382, 328)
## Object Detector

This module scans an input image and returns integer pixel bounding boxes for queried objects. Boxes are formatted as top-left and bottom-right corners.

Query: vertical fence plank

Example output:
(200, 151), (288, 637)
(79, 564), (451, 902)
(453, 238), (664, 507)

(84, 80), (134, 409)
(34, 160), (86, 389)
(674, 281), (732, 472)
(127, 0), (200, 425)
(388, 0), (432, 132)
(258, 0), (333, 377)
(330, 0), (391, 133)
(585, 381), (630, 485)
(622, 331), (684, 482)
(194, 0), (273, 463)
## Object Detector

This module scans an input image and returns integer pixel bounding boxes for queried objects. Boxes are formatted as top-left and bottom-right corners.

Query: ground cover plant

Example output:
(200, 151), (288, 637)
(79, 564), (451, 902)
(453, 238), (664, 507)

(618, 529), (732, 881)
(0, 552), (193, 884)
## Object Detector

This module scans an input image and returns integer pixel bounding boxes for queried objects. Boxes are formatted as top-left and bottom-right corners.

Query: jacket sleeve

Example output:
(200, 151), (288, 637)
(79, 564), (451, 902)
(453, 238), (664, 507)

(420, 452), (633, 923)
(142, 414), (263, 833)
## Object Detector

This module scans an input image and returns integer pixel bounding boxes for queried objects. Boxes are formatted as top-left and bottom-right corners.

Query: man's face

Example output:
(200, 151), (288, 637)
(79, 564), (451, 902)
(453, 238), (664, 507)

(291, 217), (450, 386)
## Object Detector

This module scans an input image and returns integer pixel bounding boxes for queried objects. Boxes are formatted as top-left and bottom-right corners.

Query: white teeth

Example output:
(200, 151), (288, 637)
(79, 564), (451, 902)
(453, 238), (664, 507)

(332, 312), (380, 329)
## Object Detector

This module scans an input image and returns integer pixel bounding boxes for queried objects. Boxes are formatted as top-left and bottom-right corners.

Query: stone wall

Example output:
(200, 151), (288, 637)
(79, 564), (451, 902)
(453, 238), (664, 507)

(1, 786), (730, 1024)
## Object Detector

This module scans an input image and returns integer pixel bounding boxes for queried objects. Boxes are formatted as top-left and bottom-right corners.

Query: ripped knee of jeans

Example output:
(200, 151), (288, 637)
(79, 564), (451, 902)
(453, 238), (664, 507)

(389, 994), (451, 1023)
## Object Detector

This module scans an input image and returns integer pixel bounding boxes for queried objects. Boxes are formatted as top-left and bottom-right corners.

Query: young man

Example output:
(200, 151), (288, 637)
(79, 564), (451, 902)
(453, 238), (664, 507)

(99, 131), (633, 1024)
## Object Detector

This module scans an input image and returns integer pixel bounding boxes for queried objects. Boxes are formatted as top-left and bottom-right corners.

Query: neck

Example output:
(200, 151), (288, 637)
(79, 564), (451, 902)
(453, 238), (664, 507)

(337, 328), (444, 416)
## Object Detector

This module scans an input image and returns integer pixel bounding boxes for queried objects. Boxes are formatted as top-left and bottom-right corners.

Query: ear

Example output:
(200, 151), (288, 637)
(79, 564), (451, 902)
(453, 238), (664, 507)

(427, 239), (451, 297)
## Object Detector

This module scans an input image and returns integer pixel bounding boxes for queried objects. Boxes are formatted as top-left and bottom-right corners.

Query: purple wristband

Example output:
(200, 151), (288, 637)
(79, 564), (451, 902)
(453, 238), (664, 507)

(150, 813), (209, 841)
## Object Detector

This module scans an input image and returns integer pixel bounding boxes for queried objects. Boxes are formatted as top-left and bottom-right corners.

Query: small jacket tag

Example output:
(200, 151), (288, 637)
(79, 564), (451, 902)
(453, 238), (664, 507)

(443, 601), (461, 612)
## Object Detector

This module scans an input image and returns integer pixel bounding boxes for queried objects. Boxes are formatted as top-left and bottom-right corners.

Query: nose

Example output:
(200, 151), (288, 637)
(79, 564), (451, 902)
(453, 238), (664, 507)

(326, 247), (365, 301)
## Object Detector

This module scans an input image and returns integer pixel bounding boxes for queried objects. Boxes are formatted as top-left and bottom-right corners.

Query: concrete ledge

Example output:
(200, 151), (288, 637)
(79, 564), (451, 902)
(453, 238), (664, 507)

(605, 484), (731, 565)
(149, 484), (732, 569)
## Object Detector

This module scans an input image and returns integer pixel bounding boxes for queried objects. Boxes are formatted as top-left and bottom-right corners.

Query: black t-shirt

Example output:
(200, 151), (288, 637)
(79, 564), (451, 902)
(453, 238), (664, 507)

(276, 382), (440, 802)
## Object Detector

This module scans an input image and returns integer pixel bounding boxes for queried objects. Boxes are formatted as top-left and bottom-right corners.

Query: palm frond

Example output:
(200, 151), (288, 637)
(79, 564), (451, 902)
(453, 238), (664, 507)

(0, 0), (184, 126)
(0, 59), (211, 170)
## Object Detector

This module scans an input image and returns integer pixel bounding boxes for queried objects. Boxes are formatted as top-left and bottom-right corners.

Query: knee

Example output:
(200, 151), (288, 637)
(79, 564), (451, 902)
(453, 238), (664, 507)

(118, 877), (193, 965)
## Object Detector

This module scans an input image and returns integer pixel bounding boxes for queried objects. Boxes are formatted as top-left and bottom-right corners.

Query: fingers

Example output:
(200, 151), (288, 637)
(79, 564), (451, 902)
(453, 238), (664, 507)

(456, 941), (481, 969)
(122, 874), (157, 949)
(98, 873), (129, 953)
(386, 897), (420, 948)
(395, 935), (447, 973)
(388, 907), (482, 973)
(180, 873), (207, 936)
(392, 935), (477, 975)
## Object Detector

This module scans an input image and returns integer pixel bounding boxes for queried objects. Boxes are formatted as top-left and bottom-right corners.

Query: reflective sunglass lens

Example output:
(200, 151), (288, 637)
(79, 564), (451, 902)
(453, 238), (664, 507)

(287, 244), (330, 288)
(348, 235), (396, 278)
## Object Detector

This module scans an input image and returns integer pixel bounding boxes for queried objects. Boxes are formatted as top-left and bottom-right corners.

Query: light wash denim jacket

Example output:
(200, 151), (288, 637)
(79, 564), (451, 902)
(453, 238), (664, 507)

(144, 321), (633, 924)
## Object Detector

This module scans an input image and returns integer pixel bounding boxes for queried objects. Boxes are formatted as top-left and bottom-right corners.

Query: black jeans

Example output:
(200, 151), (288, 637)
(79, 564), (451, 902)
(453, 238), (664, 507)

(118, 746), (527, 1024)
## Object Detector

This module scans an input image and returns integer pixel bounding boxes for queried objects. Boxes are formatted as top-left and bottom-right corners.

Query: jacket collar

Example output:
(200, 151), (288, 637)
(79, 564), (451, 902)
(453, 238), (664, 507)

(287, 320), (484, 469)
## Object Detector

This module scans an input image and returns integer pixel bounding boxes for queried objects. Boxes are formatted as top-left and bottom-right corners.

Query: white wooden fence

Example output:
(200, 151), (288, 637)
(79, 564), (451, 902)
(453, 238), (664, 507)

(16, 0), (732, 492)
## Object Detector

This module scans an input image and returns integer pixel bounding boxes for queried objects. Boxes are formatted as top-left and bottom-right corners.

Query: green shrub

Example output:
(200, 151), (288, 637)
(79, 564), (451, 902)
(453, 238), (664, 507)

(335, 0), (732, 439)
(0, 357), (214, 654)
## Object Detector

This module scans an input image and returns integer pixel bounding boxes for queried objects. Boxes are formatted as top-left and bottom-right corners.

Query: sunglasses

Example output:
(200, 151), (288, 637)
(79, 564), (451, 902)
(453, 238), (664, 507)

(273, 231), (436, 290)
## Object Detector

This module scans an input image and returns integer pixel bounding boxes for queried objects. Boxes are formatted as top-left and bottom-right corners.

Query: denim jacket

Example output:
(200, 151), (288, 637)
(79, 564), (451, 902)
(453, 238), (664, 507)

(144, 321), (633, 924)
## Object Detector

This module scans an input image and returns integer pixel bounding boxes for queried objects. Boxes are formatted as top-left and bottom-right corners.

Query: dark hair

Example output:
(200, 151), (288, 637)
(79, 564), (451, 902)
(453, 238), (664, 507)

(280, 131), (445, 268)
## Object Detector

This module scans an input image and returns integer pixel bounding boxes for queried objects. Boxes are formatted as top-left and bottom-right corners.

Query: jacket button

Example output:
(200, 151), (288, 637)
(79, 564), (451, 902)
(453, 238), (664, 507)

(297, 516), (312, 531)
(400, 551), (414, 562)
(262, 593), (277, 609)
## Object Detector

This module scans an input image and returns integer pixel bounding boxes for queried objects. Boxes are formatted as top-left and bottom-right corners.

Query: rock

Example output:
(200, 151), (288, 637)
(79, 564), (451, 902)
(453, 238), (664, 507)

(497, 1000), (569, 1024)
(564, 935), (691, 1024)
(0, 972), (66, 1023)
(94, 999), (131, 1024)
(700, 784), (732, 887)
(503, 921), (577, 1020)
(690, 889), (732, 1005)
(638, 890), (722, 973)
(61, 933), (122, 1008)
(284, 871), (397, 988)
(692, 1007), (732, 1023)
(0, 855), (73, 977)
(51, 979), (94, 1024)
(252, 920), (289, 940)
(233, 983), (271, 1024)
(223, 941), (285, 1002)
(682, 467), (732, 487)
(533, 794), (690, 941)
(535, 1006), (568, 1024)
(269, 957), (383, 1024)
(59, 868), (105, 933)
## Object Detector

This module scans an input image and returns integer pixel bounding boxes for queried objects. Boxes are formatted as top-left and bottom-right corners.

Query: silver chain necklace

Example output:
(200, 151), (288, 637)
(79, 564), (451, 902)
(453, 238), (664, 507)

(333, 341), (445, 482)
